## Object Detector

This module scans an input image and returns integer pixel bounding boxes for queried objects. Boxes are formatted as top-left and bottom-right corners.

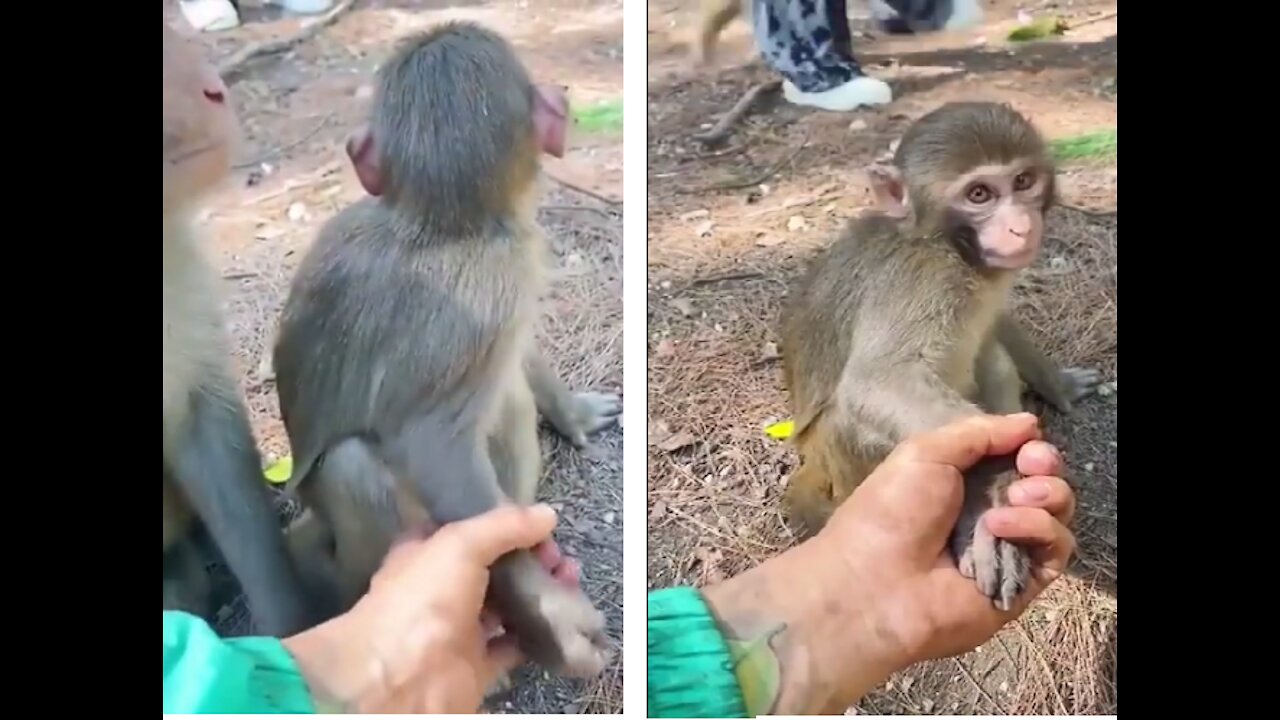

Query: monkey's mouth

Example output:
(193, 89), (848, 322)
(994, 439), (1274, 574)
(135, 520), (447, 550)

(983, 248), (1037, 269)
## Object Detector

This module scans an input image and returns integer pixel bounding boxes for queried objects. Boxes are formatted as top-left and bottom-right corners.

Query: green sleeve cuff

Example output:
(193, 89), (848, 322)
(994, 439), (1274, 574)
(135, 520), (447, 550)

(163, 611), (316, 714)
(647, 586), (748, 718)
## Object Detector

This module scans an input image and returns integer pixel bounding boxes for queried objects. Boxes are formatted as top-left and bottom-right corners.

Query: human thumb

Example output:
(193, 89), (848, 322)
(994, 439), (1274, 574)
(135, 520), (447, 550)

(446, 504), (559, 566)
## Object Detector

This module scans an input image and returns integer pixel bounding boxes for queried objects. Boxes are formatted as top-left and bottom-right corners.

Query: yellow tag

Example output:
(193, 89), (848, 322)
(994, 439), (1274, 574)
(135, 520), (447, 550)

(264, 455), (293, 485)
(764, 419), (794, 440)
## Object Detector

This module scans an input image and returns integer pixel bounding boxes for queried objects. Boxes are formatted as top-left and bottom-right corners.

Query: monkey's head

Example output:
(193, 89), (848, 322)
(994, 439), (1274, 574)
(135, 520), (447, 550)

(870, 0), (985, 35)
(344, 21), (569, 233)
(163, 23), (239, 215)
(867, 102), (1055, 272)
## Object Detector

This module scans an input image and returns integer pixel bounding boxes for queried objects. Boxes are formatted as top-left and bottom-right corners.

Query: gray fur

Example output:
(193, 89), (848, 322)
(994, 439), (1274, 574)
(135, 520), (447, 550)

(272, 22), (614, 677)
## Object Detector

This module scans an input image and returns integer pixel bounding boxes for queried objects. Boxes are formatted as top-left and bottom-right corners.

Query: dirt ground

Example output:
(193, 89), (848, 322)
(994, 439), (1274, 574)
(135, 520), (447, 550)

(164, 0), (624, 713)
(646, 0), (1116, 715)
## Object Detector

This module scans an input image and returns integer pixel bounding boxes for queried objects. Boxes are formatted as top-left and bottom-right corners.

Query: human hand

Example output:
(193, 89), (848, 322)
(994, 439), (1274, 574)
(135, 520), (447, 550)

(817, 412), (1077, 664)
(700, 412), (1075, 715)
(281, 504), (563, 713)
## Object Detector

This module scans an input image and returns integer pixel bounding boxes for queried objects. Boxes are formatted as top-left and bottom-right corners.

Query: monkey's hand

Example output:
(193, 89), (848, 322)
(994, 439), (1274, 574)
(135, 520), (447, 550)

(948, 456), (1032, 612)
(1044, 367), (1103, 414)
(562, 392), (622, 448)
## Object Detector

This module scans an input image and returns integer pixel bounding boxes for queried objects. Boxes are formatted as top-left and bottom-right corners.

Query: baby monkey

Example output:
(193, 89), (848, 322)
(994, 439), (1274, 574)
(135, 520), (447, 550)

(779, 102), (1100, 611)
(272, 21), (617, 678)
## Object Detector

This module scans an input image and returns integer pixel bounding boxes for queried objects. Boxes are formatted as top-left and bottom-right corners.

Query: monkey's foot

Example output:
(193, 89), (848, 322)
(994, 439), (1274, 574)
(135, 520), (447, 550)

(565, 392), (622, 447)
(782, 76), (892, 112)
(537, 587), (612, 677)
(952, 519), (1031, 612)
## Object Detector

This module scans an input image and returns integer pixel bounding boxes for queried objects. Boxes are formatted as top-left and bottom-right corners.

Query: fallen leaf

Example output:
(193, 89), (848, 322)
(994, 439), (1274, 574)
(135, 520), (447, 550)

(760, 341), (780, 360)
(670, 298), (694, 317)
(756, 235), (785, 247)
(650, 501), (668, 520)
(787, 215), (807, 231)
(658, 431), (697, 452)
(848, 118), (868, 132)
(694, 220), (715, 237)
(680, 209), (710, 221)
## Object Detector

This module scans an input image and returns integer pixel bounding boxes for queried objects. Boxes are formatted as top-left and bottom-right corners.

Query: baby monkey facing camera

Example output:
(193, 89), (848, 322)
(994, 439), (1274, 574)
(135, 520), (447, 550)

(779, 102), (1101, 611)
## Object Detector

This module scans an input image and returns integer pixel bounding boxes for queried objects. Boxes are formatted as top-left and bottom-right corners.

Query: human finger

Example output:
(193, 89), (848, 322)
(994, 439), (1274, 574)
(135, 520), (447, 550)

(534, 539), (563, 570)
(982, 506), (1076, 574)
(485, 634), (526, 679)
(1006, 475), (1076, 525)
(1015, 440), (1063, 478)
(435, 504), (558, 567)
(552, 556), (582, 589)
(893, 413), (1042, 473)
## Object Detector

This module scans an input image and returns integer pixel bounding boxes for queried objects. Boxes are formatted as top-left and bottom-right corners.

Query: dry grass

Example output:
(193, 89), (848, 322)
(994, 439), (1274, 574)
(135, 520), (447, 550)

(645, 1), (1116, 713)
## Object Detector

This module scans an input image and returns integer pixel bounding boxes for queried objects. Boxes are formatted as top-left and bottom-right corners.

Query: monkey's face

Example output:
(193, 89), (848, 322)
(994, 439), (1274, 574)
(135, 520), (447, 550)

(941, 162), (1048, 271)
(163, 25), (240, 211)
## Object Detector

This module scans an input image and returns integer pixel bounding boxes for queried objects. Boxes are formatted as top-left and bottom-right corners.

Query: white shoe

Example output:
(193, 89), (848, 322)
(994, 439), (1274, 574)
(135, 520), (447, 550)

(782, 76), (893, 112)
(267, 0), (335, 14)
(178, 0), (241, 32)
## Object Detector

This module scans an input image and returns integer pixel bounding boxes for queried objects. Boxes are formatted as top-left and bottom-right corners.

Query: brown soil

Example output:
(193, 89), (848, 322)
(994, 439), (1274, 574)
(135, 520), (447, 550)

(646, 0), (1116, 715)
(164, 0), (624, 713)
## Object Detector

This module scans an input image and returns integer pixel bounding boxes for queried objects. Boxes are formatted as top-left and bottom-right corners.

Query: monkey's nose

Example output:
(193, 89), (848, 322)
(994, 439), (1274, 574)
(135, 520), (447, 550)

(204, 89), (226, 104)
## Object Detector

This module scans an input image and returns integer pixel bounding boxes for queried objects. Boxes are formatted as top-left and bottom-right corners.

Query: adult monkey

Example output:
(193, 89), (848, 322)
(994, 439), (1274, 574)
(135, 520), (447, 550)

(695, 0), (984, 111)
(272, 22), (617, 678)
(779, 102), (1101, 611)
(162, 22), (312, 635)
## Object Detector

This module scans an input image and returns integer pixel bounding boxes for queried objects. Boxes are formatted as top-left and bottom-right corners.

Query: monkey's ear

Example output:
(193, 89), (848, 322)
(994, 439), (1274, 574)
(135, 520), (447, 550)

(533, 84), (568, 158)
(345, 126), (384, 197)
(866, 163), (908, 218)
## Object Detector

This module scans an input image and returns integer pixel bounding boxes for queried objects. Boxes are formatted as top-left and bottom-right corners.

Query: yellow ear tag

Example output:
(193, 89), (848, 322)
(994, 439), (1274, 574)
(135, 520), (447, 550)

(764, 419), (794, 440)
(264, 455), (293, 485)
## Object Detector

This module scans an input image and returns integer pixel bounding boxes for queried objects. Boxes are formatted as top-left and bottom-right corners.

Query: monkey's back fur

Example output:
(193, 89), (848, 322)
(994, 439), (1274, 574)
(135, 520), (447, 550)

(274, 197), (548, 485)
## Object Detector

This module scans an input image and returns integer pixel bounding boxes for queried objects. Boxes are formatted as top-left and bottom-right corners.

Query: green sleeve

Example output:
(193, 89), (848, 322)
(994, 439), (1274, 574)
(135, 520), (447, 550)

(647, 586), (747, 718)
(162, 611), (316, 714)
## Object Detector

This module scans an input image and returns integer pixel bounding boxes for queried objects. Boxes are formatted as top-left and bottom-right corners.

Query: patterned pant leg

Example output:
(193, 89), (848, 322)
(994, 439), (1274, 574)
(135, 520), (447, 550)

(750, 0), (865, 94)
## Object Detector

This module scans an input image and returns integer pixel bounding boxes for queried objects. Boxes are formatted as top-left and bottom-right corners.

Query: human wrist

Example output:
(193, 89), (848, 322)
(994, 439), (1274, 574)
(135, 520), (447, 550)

(701, 537), (908, 714)
(280, 615), (378, 713)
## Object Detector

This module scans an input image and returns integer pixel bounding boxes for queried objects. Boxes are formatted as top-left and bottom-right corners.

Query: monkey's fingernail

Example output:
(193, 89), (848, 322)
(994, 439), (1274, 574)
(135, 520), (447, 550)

(1010, 480), (1049, 503)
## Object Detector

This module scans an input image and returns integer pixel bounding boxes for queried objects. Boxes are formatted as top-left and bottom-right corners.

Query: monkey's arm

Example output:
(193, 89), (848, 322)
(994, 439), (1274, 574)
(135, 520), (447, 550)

(995, 315), (1080, 413)
(524, 350), (621, 448)
(384, 409), (507, 522)
(167, 386), (311, 636)
(525, 351), (581, 439)
(838, 359), (983, 444)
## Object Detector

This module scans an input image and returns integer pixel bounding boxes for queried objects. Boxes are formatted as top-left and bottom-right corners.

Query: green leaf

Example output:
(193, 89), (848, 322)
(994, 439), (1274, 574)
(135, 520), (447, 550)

(264, 455), (293, 484)
(573, 99), (623, 134)
(1008, 16), (1069, 42)
(1049, 129), (1117, 163)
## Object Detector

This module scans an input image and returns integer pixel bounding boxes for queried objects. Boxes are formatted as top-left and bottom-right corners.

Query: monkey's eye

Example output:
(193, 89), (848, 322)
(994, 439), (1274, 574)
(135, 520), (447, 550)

(966, 184), (994, 204)
(1013, 171), (1035, 191)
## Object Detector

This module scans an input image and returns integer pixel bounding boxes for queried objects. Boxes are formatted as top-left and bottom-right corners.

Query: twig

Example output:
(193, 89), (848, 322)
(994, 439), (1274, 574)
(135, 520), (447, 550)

(233, 114), (334, 170)
(689, 271), (764, 287)
(1071, 11), (1117, 30)
(539, 204), (616, 220)
(952, 658), (1009, 714)
(679, 130), (810, 194)
(692, 79), (783, 147)
(218, 0), (357, 80)
(1058, 203), (1117, 219)
(545, 172), (622, 207)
